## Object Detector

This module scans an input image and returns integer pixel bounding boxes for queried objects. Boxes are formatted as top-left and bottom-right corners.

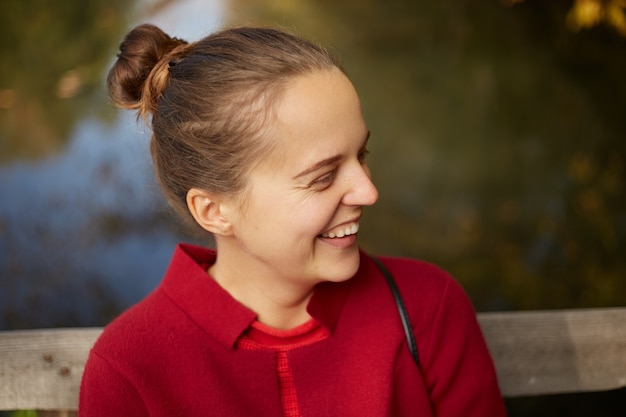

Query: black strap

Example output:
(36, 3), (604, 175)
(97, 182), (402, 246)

(371, 256), (421, 370)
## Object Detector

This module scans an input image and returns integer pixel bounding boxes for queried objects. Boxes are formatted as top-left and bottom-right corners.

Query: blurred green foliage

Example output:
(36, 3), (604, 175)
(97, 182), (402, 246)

(10, 411), (37, 417)
(0, 411), (37, 417)
(0, 0), (132, 161)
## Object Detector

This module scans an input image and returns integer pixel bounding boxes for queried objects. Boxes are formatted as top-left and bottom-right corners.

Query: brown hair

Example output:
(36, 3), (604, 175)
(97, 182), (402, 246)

(107, 24), (341, 231)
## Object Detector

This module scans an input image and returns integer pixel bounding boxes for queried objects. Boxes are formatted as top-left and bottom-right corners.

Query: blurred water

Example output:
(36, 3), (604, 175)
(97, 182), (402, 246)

(0, 113), (182, 328)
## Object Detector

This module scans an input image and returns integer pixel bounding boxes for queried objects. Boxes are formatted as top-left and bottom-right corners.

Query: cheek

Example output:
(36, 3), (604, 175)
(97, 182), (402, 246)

(246, 181), (340, 238)
(298, 198), (340, 234)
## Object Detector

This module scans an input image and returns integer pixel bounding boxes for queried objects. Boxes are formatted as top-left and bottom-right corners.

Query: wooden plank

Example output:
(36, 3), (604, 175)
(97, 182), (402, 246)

(479, 307), (626, 397)
(0, 308), (625, 410)
(0, 328), (101, 411)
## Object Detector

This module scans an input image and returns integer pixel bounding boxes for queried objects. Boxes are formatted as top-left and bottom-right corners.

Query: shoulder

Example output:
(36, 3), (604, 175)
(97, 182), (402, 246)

(361, 251), (461, 300)
(358, 251), (475, 324)
(91, 288), (172, 357)
(372, 254), (451, 282)
(92, 243), (217, 355)
(87, 283), (217, 386)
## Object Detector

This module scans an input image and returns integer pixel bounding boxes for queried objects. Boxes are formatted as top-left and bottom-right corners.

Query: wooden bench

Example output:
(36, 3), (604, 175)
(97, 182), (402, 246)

(1, 307), (625, 413)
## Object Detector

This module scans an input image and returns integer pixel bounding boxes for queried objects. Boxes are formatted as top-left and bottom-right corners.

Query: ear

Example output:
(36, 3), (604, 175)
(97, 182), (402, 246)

(186, 188), (234, 236)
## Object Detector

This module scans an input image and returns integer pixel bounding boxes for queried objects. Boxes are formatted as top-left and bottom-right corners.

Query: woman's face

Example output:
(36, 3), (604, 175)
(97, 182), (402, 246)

(222, 68), (378, 288)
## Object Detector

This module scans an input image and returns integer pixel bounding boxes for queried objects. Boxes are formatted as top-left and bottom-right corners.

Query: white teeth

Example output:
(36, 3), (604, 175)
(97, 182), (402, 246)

(322, 222), (359, 238)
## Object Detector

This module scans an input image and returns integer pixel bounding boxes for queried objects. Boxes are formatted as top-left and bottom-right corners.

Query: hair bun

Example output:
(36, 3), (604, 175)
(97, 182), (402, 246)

(107, 24), (188, 116)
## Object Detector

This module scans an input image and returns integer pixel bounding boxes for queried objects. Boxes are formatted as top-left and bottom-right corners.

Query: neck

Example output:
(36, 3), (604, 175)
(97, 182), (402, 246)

(253, 297), (314, 330)
(208, 251), (316, 330)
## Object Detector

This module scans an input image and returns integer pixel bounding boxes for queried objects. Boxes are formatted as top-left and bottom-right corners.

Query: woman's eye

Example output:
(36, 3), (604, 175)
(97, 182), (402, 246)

(358, 147), (370, 163)
(310, 171), (336, 189)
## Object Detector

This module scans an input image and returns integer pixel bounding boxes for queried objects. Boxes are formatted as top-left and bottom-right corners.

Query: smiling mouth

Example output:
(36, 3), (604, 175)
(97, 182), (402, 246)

(320, 222), (359, 239)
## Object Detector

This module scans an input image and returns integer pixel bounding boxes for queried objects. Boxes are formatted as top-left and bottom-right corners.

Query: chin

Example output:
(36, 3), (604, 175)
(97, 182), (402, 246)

(320, 247), (361, 283)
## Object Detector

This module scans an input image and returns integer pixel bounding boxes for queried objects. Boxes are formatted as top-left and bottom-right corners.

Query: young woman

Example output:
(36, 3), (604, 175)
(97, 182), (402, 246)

(79, 24), (507, 416)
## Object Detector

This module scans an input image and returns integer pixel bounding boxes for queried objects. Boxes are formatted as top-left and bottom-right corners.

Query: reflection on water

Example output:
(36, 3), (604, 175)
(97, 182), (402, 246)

(0, 113), (186, 328)
(1, 0), (625, 332)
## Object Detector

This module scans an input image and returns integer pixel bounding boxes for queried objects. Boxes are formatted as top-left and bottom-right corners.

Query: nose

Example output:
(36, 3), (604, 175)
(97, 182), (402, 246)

(341, 164), (379, 206)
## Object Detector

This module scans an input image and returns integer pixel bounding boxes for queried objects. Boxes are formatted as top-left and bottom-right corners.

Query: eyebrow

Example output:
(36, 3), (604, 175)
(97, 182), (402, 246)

(293, 131), (371, 180)
(293, 155), (342, 179)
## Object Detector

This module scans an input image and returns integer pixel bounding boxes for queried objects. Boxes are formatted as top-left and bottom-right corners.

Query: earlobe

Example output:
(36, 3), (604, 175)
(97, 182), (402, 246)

(186, 188), (233, 236)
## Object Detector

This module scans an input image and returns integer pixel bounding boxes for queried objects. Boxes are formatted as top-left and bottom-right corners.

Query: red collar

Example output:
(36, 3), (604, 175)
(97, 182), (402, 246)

(161, 243), (355, 349)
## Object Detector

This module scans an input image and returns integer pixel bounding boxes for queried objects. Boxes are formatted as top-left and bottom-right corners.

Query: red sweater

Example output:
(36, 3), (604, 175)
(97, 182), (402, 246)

(79, 244), (506, 416)
(237, 319), (330, 417)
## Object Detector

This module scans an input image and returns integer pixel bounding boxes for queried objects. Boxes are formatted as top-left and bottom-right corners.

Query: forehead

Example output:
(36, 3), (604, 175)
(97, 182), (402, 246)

(261, 69), (367, 174)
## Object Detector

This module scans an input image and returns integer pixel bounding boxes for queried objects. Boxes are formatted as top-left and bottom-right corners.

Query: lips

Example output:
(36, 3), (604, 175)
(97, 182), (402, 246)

(320, 222), (359, 239)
